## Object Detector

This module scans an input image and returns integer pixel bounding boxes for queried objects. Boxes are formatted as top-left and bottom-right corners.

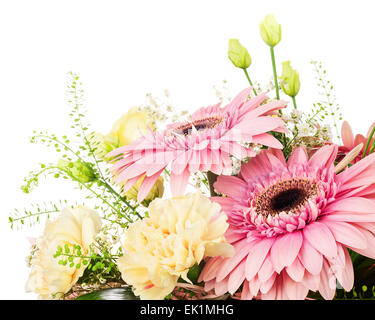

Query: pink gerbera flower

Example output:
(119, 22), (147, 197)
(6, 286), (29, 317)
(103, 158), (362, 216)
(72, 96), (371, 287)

(339, 120), (375, 163)
(199, 145), (375, 300)
(108, 88), (288, 202)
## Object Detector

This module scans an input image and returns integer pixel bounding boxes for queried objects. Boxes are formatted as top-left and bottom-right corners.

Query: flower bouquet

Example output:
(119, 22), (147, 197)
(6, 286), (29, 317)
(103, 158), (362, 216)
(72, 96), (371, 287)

(12, 14), (375, 301)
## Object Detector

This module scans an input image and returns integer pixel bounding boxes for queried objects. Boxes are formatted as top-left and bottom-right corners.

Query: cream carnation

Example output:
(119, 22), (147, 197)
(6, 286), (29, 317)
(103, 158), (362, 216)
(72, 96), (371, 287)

(25, 206), (102, 299)
(117, 192), (234, 300)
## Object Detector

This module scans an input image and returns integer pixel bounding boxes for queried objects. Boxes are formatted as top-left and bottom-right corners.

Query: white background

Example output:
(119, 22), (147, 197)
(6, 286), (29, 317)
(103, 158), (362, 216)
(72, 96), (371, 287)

(1, 0), (375, 299)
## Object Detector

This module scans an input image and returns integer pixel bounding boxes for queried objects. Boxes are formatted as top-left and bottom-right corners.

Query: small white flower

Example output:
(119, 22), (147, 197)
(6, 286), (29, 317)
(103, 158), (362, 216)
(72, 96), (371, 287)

(297, 123), (316, 137)
(290, 109), (303, 121)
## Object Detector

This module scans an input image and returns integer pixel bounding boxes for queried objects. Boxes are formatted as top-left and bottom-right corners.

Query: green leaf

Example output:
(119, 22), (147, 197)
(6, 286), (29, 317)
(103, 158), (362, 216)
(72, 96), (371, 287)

(75, 287), (139, 300)
(187, 264), (201, 284)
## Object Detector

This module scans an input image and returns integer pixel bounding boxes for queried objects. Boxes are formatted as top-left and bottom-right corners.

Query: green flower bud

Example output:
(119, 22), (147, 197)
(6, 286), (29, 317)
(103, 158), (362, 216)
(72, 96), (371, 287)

(280, 61), (300, 97)
(58, 159), (96, 183)
(88, 132), (120, 161)
(228, 39), (251, 69)
(259, 14), (281, 47)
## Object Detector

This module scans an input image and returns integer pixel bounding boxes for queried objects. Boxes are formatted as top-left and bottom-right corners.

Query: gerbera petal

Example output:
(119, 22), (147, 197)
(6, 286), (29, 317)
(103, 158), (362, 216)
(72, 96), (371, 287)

(318, 259), (336, 300)
(213, 175), (247, 198)
(341, 121), (354, 149)
(270, 231), (303, 273)
(234, 116), (285, 137)
(245, 238), (274, 280)
(214, 276), (229, 296)
(287, 146), (308, 169)
(324, 197), (375, 215)
(258, 256), (275, 282)
(244, 100), (288, 119)
(333, 245), (354, 292)
(323, 221), (367, 249)
(298, 240), (323, 275)
(228, 260), (246, 294)
(251, 133), (283, 149)
(303, 222), (337, 259)
(215, 239), (250, 281)
(308, 144), (338, 169)
(137, 170), (163, 203)
(170, 168), (190, 197)
(282, 272), (309, 300)
(286, 257), (305, 282)
(336, 153), (375, 190)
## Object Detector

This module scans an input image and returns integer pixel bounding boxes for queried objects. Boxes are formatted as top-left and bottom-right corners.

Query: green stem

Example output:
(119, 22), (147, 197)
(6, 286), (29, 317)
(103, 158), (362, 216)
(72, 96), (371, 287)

(362, 126), (375, 158)
(52, 166), (134, 223)
(10, 210), (59, 223)
(101, 180), (141, 219)
(243, 69), (257, 96)
(369, 139), (375, 154)
(292, 96), (297, 109)
(270, 46), (280, 100)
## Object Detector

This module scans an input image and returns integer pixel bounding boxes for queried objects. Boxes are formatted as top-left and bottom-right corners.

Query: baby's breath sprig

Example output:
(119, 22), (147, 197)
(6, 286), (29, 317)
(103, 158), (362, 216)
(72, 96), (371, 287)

(9, 200), (68, 230)
(311, 61), (342, 141)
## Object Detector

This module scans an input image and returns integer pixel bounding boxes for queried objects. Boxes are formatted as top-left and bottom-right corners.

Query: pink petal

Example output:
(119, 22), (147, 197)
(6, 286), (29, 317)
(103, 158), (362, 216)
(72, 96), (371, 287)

(308, 144), (338, 169)
(251, 133), (283, 149)
(240, 281), (253, 300)
(318, 259), (336, 300)
(282, 272), (309, 300)
(228, 260), (246, 294)
(121, 174), (143, 193)
(324, 197), (375, 215)
(226, 87), (252, 110)
(171, 150), (190, 175)
(302, 271), (320, 292)
(248, 276), (261, 297)
(137, 169), (164, 202)
(334, 245), (354, 292)
(259, 273), (277, 294)
(244, 100), (288, 119)
(336, 153), (375, 190)
(286, 257), (305, 282)
(239, 150), (271, 181)
(270, 231), (303, 273)
(298, 240), (323, 275)
(303, 222), (337, 259)
(323, 221), (367, 249)
(341, 121), (354, 149)
(258, 256), (275, 282)
(199, 257), (224, 282)
(267, 148), (287, 166)
(170, 168), (190, 197)
(245, 238), (274, 280)
(210, 196), (235, 213)
(215, 239), (250, 281)
(347, 226), (375, 259)
(287, 146), (308, 169)
(235, 116), (285, 136)
(214, 175), (247, 198)
(214, 276), (229, 296)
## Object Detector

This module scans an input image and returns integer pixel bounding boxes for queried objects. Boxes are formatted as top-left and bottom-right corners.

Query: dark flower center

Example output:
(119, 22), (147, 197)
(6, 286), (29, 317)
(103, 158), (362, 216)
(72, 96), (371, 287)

(255, 178), (319, 217)
(270, 188), (307, 212)
(173, 116), (222, 136)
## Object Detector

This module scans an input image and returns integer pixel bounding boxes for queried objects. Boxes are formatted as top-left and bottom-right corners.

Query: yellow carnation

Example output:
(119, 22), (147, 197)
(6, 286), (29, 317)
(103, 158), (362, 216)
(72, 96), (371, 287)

(117, 192), (234, 300)
(110, 107), (155, 146)
(124, 175), (164, 205)
(25, 206), (102, 299)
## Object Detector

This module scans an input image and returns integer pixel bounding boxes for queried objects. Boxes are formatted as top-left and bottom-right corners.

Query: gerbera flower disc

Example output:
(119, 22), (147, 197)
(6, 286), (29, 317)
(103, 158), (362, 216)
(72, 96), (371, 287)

(108, 88), (287, 202)
(199, 145), (375, 299)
